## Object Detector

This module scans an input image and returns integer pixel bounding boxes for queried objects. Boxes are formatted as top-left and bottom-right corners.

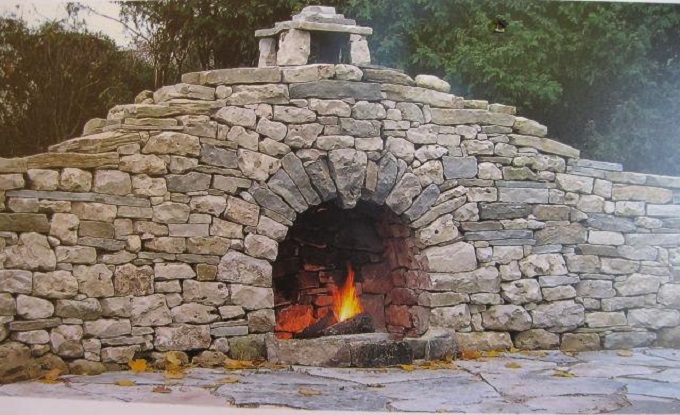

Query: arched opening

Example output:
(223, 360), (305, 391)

(272, 200), (429, 339)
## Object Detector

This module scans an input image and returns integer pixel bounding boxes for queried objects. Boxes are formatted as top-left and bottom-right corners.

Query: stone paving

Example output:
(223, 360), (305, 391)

(2, 348), (680, 413)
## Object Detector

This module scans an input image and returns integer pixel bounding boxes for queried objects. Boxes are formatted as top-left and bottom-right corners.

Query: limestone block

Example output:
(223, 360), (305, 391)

(423, 242), (477, 273)
(482, 305), (532, 331)
(514, 329), (559, 350)
(414, 75), (450, 93)
(456, 332), (513, 352)
(143, 132), (201, 156)
(430, 304), (470, 330)
(4, 233), (56, 271)
(561, 333), (601, 352)
(171, 303), (219, 324)
(16, 295), (54, 319)
(277, 29), (310, 66)
(429, 267), (499, 294)
(119, 154), (167, 175)
(153, 202), (190, 224)
(530, 300), (585, 332)
(55, 298), (102, 320)
(113, 264), (154, 296)
(154, 263), (196, 280)
(49, 213), (79, 245)
(349, 34), (371, 65)
(230, 284), (274, 310)
(501, 279), (542, 304)
(50, 325), (84, 358)
(183, 280), (229, 306)
(628, 308), (680, 329)
(84, 319), (132, 338)
(130, 295), (172, 326)
(32, 271), (77, 299)
(27, 169), (58, 191)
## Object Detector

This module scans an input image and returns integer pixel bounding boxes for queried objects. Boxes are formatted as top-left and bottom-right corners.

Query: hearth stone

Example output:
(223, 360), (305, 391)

(266, 333), (414, 367)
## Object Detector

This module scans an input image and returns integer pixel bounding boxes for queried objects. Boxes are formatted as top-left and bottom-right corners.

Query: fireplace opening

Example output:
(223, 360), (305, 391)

(273, 200), (429, 339)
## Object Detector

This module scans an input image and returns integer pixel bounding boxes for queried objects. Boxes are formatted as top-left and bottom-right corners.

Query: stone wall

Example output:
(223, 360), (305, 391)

(1, 63), (679, 378)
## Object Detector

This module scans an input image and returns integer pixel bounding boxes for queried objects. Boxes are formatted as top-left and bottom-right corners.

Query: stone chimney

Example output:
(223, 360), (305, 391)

(255, 5), (372, 67)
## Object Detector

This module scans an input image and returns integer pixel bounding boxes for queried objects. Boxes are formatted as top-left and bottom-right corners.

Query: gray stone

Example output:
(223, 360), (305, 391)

(386, 173), (422, 215)
(289, 80), (382, 100)
(305, 158), (337, 202)
(167, 172), (211, 192)
(443, 156), (477, 179)
(218, 251), (272, 287)
(0, 270), (33, 294)
(281, 153), (320, 205)
(501, 279), (542, 304)
(628, 309), (680, 329)
(5, 233), (56, 271)
(32, 271), (78, 299)
(576, 280), (616, 298)
(214, 106), (257, 128)
(530, 301), (585, 332)
(55, 298), (101, 320)
(340, 118), (380, 137)
(200, 145), (238, 168)
(226, 84), (289, 105)
(16, 295), (54, 319)
(536, 223), (587, 245)
(238, 149), (281, 181)
(268, 169), (308, 213)
(50, 325), (84, 358)
(230, 284), (274, 310)
(183, 280), (230, 306)
(513, 117), (547, 137)
(382, 84), (463, 108)
(519, 254), (567, 277)
(514, 329), (559, 350)
(371, 154), (398, 205)
(480, 203), (531, 220)
(244, 233), (278, 261)
(154, 262), (195, 280)
(415, 214), (459, 247)
(585, 214), (636, 232)
(499, 188), (550, 204)
(328, 149), (367, 208)
(84, 319), (131, 338)
(585, 311), (626, 328)
(154, 325), (211, 351)
(130, 295), (171, 326)
(256, 117), (287, 141)
(385, 136), (415, 163)
(430, 304), (471, 330)
(250, 184), (297, 222)
(603, 331), (656, 349)
(482, 305), (532, 331)
(658, 284), (680, 308)
(430, 267), (499, 293)
(171, 303), (219, 324)
(423, 242), (477, 273)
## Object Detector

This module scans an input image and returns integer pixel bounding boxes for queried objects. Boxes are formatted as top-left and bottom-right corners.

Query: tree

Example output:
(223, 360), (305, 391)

(0, 17), (153, 157)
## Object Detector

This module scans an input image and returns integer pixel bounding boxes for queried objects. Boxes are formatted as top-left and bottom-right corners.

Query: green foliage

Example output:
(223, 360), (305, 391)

(0, 18), (153, 157)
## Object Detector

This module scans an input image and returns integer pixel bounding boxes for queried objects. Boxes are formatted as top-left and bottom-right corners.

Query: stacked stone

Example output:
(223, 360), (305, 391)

(0, 61), (678, 379)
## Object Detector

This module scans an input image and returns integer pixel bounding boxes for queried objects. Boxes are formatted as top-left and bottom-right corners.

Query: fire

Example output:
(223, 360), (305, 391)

(332, 264), (363, 322)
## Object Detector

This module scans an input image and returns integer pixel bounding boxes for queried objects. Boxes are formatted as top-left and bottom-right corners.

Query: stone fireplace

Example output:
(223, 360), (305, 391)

(1, 4), (680, 381)
(272, 200), (427, 339)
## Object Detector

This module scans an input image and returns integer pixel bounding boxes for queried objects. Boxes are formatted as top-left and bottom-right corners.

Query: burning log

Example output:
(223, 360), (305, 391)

(295, 313), (375, 339)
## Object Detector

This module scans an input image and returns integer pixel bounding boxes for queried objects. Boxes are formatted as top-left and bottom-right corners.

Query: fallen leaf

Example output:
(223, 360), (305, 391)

(617, 350), (634, 357)
(39, 368), (63, 384)
(298, 387), (321, 396)
(505, 362), (522, 369)
(152, 385), (172, 394)
(398, 364), (415, 371)
(461, 350), (481, 360)
(225, 358), (257, 370)
(418, 361), (458, 370)
(116, 379), (136, 386)
(219, 376), (240, 384)
(129, 359), (149, 373)
(166, 351), (185, 366)
(164, 369), (185, 379)
(553, 371), (576, 378)
(482, 350), (502, 358)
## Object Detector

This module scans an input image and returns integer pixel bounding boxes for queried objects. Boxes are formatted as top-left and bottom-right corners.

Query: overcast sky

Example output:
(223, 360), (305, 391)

(1, 0), (679, 49)
(0, 0), (129, 46)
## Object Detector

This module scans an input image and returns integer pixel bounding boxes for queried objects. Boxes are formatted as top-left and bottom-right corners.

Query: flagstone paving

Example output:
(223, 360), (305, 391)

(2, 348), (680, 413)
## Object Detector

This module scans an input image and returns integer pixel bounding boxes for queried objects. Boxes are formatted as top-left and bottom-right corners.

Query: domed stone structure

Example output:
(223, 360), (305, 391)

(1, 6), (679, 379)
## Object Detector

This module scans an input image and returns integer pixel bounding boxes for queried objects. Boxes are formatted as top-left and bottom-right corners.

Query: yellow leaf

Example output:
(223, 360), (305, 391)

(128, 359), (149, 373)
(152, 385), (172, 394)
(553, 371), (576, 378)
(166, 351), (185, 366)
(225, 358), (257, 370)
(39, 368), (63, 384)
(164, 368), (185, 379)
(298, 387), (321, 396)
(219, 376), (240, 384)
(398, 364), (415, 371)
(505, 362), (522, 369)
(116, 379), (136, 386)
(461, 350), (481, 360)
(617, 350), (634, 357)
(482, 350), (502, 358)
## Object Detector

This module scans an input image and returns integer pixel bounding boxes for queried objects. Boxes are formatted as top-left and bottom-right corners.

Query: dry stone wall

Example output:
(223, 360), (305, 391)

(1, 63), (680, 378)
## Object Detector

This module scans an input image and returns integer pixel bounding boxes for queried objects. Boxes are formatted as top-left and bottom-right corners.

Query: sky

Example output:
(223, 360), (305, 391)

(1, 0), (679, 49)
(0, 0), (129, 46)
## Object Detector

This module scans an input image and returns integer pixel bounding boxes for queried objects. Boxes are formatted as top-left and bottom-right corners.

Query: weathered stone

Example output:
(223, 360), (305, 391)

(442, 156), (477, 179)
(152, 202), (190, 224)
(55, 298), (102, 320)
(32, 271), (77, 299)
(456, 332), (513, 351)
(514, 329), (559, 350)
(225, 196), (260, 227)
(423, 242), (477, 273)
(218, 251), (272, 287)
(430, 304), (470, 330)
(536, 223), (587, 245)
(628, 308), (680, 329)
(84, 319), (131, 338)
(339, 118), (380, 137)
(0, 270), (32, 294)
(482, 305), (532, 331)
(250, 184), (296, 221)
(585, 311), (626, 328)
(171, 303), (218, 324)
(55, 246), (97, 264)
(415, 214), (459, 247)
(585, 214), (636, 232)
(561, 333), (601, 352)
(167, 172), (212, 192)
(230, 284), (274, 310)
(48, 325), (84, 357)
(519, 254), (567, 277)
(658, 284), (680, 308)
(58, 168), (92, 192)
(200, 144), (238, 168)
(99, 297), (132, 318)
(513, 117), (547, 137)
(603, 331), (656, 349)
(530, 301), (585, 332)
(268, 169), (308, 213)
(386, 173), (422, 215)
(289, 80), (381, 100)
(238, 149), (281, 181)
(501, 279), (542, 304)
(16, 295), (54, 319)
(613, 274), (661, 296)
(480, 203), (531, 220)
(327, 149), (367, 209)
(12, 330), (50, 344)
(576, 280), (615, 299)
(601, 257), (639, 274)
(499, 188), (550, 204)
(556, 173), (594, 193)
(214, 106), (257, 128)
(430, 267), (499, 293)
(226, 84), (289, 105)
(5, 232), (57, 271)
(611, 185), (673, 203)
(154, 325), (211, 351)
(154, 263), (195, 280)
(143, 132), (201, 157)
(113, 264), (154, 296)
(183, 280), (229, 306)
(130, 295), (172, 326)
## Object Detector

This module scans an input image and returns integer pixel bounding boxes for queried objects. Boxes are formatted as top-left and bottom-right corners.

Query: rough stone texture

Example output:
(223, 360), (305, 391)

(328, 149), (367, 208)
(423, 242), (477, 273)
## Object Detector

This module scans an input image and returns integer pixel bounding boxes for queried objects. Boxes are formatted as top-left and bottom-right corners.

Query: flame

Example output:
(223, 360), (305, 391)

(332, 264), (363, 322)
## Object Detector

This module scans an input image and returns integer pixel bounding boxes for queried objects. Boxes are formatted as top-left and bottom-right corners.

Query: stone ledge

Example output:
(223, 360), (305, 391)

(48, 131), (144, 154)
(7, 190), (150, 207)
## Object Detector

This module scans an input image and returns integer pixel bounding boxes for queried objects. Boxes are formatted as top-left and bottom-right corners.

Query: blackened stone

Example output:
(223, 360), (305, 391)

(289, 80), (382, 100)
(305, 159), (337, 202)
(586, 214), (637, 232)
(323, 313), (375, 336)
(480, 203), (531, 220)
(371, 154), (398, 205)
(167, 172), (211, 192)
(350, 341), (413, 368)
